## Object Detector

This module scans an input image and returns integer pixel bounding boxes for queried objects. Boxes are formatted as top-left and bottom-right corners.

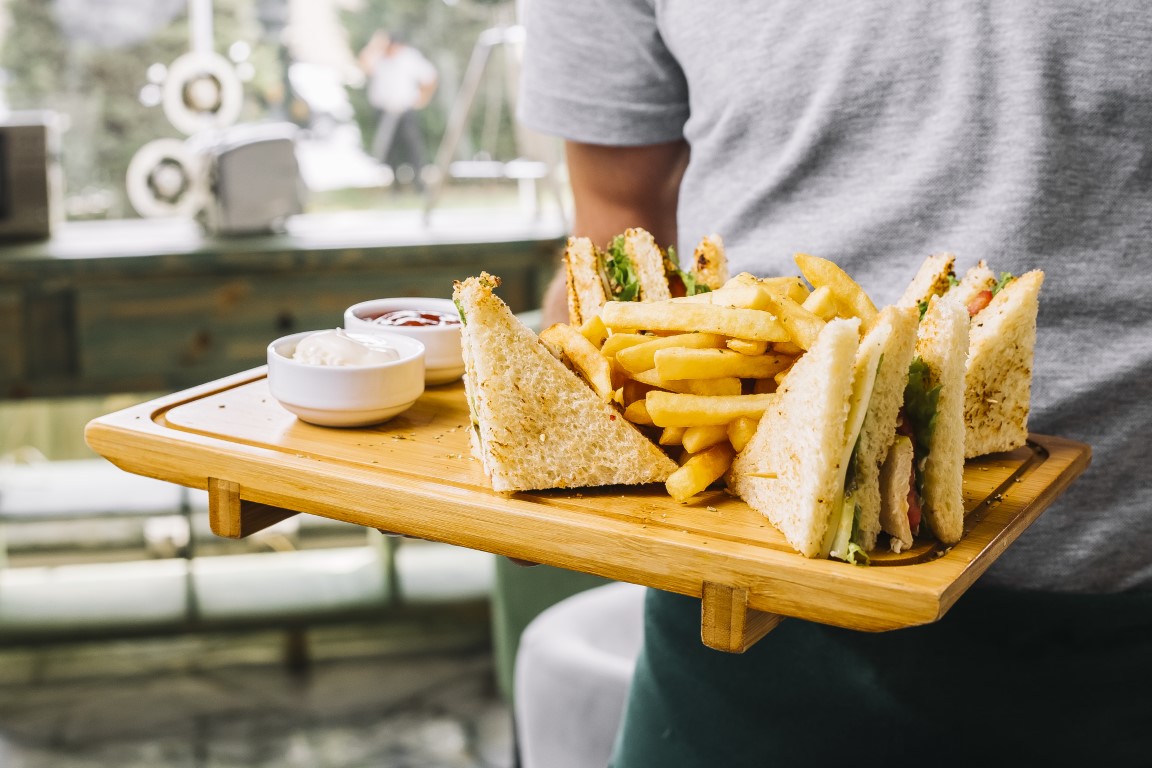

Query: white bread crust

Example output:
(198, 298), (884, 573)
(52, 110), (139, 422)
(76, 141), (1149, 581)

(624, 228), (672, 302)
(963, 270), (1043, 457)
(898, 253), (956, 310)
(916, 294), (969, 545)
(455, 273), (676, 492)
(729, 318), (860, 557)
(691, 234), (730, 291)
(853, 305), (920, 551)
(950, 260), (997, 310)
(563, 236), (607, 326)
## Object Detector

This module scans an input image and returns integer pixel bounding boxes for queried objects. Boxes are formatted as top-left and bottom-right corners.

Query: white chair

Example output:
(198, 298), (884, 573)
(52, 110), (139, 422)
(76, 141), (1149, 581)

(514, 581), (646, 768)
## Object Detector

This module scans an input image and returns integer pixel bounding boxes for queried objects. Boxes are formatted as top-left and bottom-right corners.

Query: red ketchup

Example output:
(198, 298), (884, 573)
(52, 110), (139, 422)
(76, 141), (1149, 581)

(363, 309), (462, 328)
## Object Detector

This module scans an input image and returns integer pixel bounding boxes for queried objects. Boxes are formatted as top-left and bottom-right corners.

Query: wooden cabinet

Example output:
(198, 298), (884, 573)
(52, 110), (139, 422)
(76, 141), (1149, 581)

(0, 215), (565, 398)
(0, 287), (23, 382)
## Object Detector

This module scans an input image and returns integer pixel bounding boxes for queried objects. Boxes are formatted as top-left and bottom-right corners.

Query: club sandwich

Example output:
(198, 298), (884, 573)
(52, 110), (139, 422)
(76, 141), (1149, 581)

(564, 228), (729, 326)
(886, 292), (970, 550)
(454, 272), (678, 493)
(899, 254), (1044, 458)
(727, 302), (920, 562)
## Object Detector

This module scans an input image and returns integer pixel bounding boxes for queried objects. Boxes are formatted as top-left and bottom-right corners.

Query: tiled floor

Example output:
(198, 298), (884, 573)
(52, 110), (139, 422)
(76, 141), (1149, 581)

(0, 609), (514, 768)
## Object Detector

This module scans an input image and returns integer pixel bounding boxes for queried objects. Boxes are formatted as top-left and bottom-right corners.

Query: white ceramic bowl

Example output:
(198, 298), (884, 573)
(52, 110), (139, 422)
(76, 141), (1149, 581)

(344, 297), (464, 386)
(266, 330), (425, 427)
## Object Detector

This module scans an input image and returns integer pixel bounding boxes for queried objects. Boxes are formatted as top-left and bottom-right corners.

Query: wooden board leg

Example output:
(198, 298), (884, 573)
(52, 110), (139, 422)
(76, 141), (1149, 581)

(208, 477), (299, 539)
(700, 582), (785, 653)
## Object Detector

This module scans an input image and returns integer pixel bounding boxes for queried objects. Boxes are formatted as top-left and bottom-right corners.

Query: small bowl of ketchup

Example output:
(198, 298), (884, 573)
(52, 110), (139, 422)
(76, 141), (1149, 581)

(344, 297), (464, 385)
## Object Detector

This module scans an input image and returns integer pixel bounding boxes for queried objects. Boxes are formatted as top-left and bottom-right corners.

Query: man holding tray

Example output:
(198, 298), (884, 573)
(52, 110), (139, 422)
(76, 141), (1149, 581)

(517, 1), (1152, 765)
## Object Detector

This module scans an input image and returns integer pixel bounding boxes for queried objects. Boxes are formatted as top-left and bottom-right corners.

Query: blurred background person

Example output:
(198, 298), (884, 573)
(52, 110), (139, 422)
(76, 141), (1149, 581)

(359, 28), (438, 192)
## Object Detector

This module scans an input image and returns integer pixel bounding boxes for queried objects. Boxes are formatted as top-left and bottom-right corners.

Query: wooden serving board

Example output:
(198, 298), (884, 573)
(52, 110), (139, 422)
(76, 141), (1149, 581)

(85, 368), (1090, 652)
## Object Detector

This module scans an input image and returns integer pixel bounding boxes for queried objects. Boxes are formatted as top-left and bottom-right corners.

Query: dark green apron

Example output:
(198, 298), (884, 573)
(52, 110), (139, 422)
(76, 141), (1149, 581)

(611, 586), (1152, 767)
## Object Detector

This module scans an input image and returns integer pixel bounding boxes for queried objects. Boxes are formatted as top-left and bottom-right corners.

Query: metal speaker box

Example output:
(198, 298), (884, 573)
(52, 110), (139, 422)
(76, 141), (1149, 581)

(196, 122), (304, 236)
(0, 111), (63, 242)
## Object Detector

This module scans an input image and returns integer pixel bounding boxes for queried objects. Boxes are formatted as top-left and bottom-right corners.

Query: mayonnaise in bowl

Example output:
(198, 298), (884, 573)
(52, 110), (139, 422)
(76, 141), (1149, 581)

(267, 329), (425, 427)
(291, 329), (401, 366)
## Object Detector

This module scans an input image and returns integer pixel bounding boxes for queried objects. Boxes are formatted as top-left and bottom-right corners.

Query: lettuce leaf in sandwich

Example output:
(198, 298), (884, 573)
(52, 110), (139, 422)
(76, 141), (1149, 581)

(903, 356), (941, 498)
(600, 235), (641, 301)
(663, 246), (711, 298)
(992, 271), (1016, 296)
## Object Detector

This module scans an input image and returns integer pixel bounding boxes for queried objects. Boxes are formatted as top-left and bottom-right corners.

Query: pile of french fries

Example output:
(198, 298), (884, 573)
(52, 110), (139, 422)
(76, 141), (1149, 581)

(540, 253), (879, 503)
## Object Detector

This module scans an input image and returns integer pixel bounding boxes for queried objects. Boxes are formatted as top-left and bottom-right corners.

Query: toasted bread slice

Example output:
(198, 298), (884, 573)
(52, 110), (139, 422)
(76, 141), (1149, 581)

(915, 294), (969, 546)
(690, 234), (730, 291)
(454, 273), (677, 493)
(851, 304), (920, 552)
(898, 253), (956, 311)
(964, 270), (1044, 457)
(623, 228), (672, 302)
(879, 435), (915, 553)
(728, 318), (860, 558)
(563, 236), (608, 326)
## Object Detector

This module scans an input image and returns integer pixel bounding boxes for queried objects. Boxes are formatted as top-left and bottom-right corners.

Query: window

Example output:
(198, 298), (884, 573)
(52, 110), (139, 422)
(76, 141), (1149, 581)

(0, 0), (541, 222)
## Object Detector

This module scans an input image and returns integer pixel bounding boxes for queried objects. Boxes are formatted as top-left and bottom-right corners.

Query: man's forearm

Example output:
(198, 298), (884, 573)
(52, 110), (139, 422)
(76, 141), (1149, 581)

(567, 140), (688, 248)
(542, 139), (690, 326)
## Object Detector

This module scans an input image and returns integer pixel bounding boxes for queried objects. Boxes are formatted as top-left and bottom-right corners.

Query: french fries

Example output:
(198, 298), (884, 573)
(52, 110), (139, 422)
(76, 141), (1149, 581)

(599, 301), (790, 342)
(666, 443), (736, 502)
(539, 323), (614, 401)
(727, 338), (768, 356)
(802, 285), (838, 321)
(578, 314), (609, 348)
(671, 278), (773, 311)
(538, 248), (879, 504)
(653, 348), (794, 381)
(760, 293), (825, 350)
(645, 392), (779, 427)
(756, 275), (811, 304)
(616, 333), (727, 374)
(729, 272), (812, 305)
(623, 399), (655, 426)
(631, 369), (744, 396)
(600, 332), (650, 358)
(681, 424), (730, 453)
(794, 253), (878, 331)
(727, 417), (760, 452)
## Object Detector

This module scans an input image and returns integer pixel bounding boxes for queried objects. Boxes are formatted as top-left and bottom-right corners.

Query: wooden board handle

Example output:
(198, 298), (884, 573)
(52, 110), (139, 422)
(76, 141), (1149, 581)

(208, 477), (298, 539)
(700, 582), (785, 653)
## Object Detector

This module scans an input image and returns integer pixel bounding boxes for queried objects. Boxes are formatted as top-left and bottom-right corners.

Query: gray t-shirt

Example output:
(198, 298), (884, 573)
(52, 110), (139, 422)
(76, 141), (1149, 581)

(519, 0), (1152, 593)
